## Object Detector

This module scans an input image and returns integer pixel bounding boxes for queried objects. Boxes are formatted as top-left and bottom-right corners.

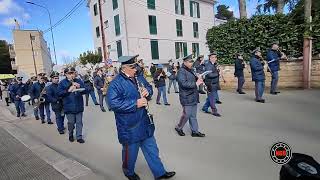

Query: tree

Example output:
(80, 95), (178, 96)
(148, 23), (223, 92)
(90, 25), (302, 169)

(0, 40), (13, 74)
(257, 0), (299, 14)
(238, 0), (247, 19)
(215, 5), (234, 20)
(79, 51), (102, 65)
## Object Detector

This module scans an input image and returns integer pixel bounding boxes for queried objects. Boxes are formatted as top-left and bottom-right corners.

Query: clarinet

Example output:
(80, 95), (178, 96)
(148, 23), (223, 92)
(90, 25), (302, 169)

(135, 76), (154, 125)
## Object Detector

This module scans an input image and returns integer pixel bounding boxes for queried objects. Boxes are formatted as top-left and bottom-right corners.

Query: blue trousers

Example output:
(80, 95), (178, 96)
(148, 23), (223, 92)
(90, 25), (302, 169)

(177, 105), (199, 133)
(98, 92), (105, 109)
(122, 136), (166, 178)
(167, 79), (178, 93)
(34, 103), (51, 122)
(54, 110), (65, 132)
(66, 112), (83, 139)
(255, 81), (265, 100)
(202, 89), (218, 113)
(270, 71), (279, 93)
(156, 86), (168, 104)
(237, 76), (245, 92)
(14, 100), (25, 116)
(85, 90), (98, 105)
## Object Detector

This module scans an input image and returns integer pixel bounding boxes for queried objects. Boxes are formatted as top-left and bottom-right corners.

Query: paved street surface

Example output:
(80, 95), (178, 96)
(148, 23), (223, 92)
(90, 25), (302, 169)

(0, 127), (67, 180)
(3, 89), (320, 180)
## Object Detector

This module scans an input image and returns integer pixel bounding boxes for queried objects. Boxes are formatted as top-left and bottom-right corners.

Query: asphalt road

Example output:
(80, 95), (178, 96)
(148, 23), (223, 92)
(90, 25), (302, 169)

(8, 89), (320, 180)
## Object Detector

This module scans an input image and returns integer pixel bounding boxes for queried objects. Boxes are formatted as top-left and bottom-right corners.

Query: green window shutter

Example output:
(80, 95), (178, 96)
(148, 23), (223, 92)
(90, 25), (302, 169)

(150, 40), (159, 59)
(175, 0), (178, 14)
(183, 42), (187, 56)
(96, 26), (100, 38)
(113, 0), (118, 10)
(176, 19), (183, 37)
(190, 1), (193, 17)
(116, 40), (122, 57)
(192, 43), (199, 57)
(181, 0), (185, 15)
(149, 16), (157, 35)
(197, 3), (200, 18)
(175, 42), (179, 59)
(147, 0), (155, 9)
(193, 22), (198, 38)
(114, 15), (120, 36)
(94, 4), (98, 16)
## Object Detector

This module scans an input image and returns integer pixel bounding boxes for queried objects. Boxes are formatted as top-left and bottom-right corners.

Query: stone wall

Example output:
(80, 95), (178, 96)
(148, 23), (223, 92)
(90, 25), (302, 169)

(219, 59), (320, 90)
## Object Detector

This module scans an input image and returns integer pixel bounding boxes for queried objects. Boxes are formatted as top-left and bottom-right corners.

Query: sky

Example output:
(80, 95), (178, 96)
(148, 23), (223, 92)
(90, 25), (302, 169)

(0, 0), (261, 64)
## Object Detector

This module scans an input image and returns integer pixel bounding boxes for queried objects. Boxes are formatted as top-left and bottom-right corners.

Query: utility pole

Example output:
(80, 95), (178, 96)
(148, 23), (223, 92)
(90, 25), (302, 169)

(30, 33), (38, 75)
(303, 0), (312, 89)
(98, 0), (108, 61)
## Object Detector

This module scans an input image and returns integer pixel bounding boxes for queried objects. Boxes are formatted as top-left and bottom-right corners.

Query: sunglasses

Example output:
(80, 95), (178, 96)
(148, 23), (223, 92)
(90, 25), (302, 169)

(127, 64), (137, 69)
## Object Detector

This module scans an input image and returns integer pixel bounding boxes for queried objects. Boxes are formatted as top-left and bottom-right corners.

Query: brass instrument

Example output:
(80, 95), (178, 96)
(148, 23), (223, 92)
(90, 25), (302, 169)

(33, 86), (46, 110)
(102, 76), (112, 96)
(259, 56), (273, 75)
(216, 63), (226, 83)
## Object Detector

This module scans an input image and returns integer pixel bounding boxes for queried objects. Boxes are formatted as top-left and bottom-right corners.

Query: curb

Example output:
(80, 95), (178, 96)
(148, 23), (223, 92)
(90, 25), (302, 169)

(0, 105), (104, 180)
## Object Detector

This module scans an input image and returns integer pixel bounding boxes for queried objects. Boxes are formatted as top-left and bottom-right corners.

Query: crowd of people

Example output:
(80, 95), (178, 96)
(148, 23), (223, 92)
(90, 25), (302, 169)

(0, 41), (286, 180)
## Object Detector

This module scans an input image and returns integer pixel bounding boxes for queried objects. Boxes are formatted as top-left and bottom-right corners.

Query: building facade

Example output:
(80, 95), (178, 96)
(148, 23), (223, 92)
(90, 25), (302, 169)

(13, 30), (53, 76)
(87, 0), (216, 66)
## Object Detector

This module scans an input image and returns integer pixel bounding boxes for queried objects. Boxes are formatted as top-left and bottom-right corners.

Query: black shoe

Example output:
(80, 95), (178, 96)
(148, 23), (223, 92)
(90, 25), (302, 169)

(275, 91), (280, 93)
(167, 91), (170, 94)
(175, 127), (185, 136)
(35, 117), (39, 120)
(199, 91), (206, 94)
(95, 103), (100, 105)
(48, 122), (54, 125)
(17, 114), (20, 117)
(256, 99), (265, 103)
(101, 108), (106, 112)
(21, 114), (27, 117)
(164, 103), (170, 106)
(125, 173), (140, 180)
(156, 102), (161, 105)
(202, 108), (210, 113)
(59, 131), (65, 135)
(212, 112), (221, 117)
(77, 139), (85, 144)
(41, 120), (45, 124)
(270, 92), (278, 95)
(216, 100), (222, 104)
(191, 132), (205, 137)
(156, 171), (176, 179)
(85, 104), (88, 106)
(69, 136), (74, 142)
(175, 91), (179, 93)
(238, 91), (246, 94)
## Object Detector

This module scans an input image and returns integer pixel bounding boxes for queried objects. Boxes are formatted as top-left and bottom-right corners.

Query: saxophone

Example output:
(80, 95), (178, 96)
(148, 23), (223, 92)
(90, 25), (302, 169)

(33, 86), (46, 110)
(102, 76), (110, 96)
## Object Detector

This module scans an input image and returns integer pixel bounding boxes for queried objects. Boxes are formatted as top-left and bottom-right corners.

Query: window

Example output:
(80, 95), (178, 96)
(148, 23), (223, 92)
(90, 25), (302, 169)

(150, 40), (159, 59)
(192, 43), (199, 57)
(96, 26), (100, 38)
(193, 22), (199, 38)
(112, 0), (118, 10)
(148, 15), (157, 35)
(190, 1), (200, 18)
(116, 40), (122, 57)
(97, 47), (102, 56)
(114, 15), (121, 36)
(147, 0), (155, 9)
(175, 0), (185, 15)
(93, 3), (98, 16)
(175, 42), (187, 59)
(104, 20), (109, 28)
(176, 19), (183, 37)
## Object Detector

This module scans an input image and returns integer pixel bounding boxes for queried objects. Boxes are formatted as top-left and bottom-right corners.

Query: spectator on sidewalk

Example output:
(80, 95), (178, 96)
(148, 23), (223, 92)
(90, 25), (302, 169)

(153, 64), (170, 106)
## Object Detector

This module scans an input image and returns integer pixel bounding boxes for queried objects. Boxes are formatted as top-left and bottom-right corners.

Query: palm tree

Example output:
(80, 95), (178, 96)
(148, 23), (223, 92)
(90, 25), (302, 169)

(257, 0), (299, 14)
(238, 0), (247, 18)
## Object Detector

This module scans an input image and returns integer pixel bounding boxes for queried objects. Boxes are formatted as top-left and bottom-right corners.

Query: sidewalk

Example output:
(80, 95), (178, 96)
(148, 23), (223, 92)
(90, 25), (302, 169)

(0, 103), (105, 180)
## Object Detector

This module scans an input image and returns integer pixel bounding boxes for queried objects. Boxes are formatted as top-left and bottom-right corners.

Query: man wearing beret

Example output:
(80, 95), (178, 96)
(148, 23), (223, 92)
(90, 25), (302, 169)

(175, 54), (205, 137)
(249, 47), (266, 103)
(107, 55), (175, 180)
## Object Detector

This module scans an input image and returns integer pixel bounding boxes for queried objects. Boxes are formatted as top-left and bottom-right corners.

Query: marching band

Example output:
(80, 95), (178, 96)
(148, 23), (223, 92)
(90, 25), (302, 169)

(1, 44), (287, 180)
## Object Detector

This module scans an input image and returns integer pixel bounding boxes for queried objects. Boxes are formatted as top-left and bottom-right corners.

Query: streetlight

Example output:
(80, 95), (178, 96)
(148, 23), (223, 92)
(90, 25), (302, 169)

(26, 1), (57, 65)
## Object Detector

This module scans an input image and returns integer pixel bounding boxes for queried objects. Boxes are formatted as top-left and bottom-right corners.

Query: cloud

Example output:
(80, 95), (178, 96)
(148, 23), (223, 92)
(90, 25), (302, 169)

(0, 0), (23, 14)
(23, 13), (31, 20)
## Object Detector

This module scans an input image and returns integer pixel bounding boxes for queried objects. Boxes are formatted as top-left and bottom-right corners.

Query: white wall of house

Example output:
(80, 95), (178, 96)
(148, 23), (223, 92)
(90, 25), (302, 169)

(88, 0), (215, 66)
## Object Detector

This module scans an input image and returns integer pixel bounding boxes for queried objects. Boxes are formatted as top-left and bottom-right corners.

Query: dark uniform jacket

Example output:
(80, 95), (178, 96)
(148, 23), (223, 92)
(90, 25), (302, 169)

(266, 49), (281, 72)
(46, 83), (63, 112)
(57, 78), (87, 114)
(167, 65), (177, 80)
(30, 82), (48, 103)
(107, 72), (154, 145)
(153, 71), (166, 88)
(204, 61), (220, 92)
(83, 75), (94, 92)
(250, 56), (266, 81)
(93, 75), (105, 94)
(11, 83), (27, 101)
(234, 58), (245, 77)
(193, 60), (205, 74)
(176, 64), (199, 106)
